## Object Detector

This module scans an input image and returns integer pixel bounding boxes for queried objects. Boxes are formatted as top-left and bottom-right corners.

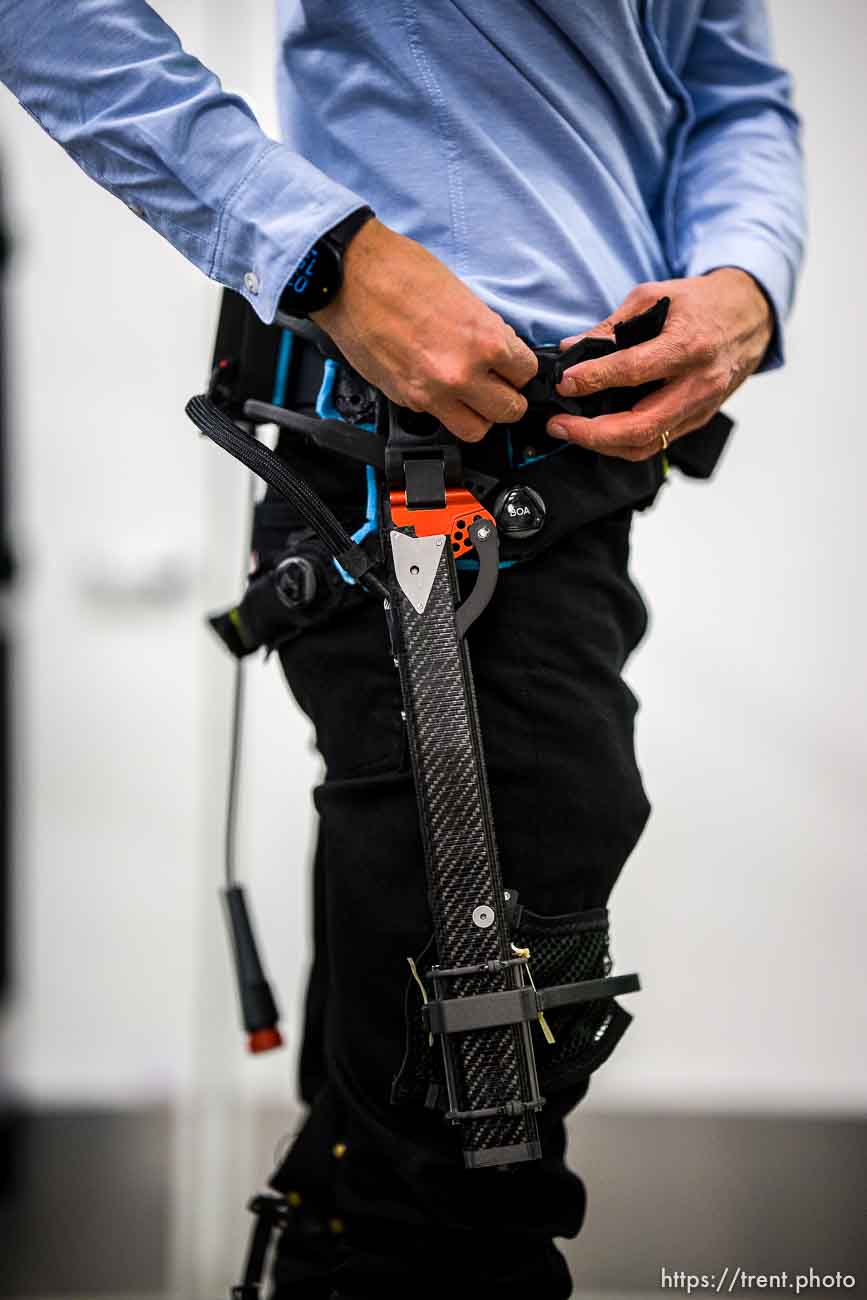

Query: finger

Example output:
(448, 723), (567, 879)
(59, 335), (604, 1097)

(547, 409), (664, 457)
(490, 327), (538, 389)
(557, 330), (690, 398)
(435, 399), (492, 443)
(546, 378), (713, 457)
(467, 373), (528, 425)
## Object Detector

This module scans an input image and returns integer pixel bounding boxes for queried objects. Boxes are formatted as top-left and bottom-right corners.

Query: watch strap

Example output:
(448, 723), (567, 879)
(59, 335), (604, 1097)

(322, 205), (375, 254)
(278, 206), (374, 320)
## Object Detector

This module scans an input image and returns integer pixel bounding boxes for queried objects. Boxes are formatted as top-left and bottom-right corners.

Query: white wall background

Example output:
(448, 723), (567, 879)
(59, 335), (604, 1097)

(0, 0), (864, 1149)
(605, 1), (867, 1114)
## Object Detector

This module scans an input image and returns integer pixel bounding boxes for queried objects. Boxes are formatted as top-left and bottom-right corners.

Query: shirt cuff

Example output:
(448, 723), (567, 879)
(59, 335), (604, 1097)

(209, 141), (370, 324)
(686, 234), (797, 373)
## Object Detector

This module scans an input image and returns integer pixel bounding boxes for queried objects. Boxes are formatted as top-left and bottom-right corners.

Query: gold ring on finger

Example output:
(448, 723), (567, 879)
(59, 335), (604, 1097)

(660, 429), (670, 452)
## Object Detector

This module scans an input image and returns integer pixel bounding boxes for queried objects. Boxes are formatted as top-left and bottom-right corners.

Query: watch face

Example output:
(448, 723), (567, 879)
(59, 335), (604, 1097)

(282, 238), (341, 316)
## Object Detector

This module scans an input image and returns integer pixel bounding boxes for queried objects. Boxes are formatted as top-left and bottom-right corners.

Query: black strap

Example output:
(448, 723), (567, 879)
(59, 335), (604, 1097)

(522, 297), (671, 419)
(521, 295), (733, 478)
(424, 972), (641, 1036)
(241, 398), (385, 469)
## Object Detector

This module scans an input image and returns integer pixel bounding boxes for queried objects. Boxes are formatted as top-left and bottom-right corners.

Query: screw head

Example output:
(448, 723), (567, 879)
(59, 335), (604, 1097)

(472, 905), (495, 929)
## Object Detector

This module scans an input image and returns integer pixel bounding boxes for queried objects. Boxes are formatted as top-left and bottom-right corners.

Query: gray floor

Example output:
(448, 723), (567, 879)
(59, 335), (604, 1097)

(0, 1108), (169, 1297)
(1, 1106), (865, 1296)
(561, 1109), (865, 1294)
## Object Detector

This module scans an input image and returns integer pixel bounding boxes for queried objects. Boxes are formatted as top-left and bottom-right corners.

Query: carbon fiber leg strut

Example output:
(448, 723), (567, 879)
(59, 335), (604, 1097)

(382, 403), (545, 1167)
(386, 512), (542, 1166)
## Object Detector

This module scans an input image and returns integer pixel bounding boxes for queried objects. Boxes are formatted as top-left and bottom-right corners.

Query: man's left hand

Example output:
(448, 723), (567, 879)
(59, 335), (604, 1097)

(547, 269), (774, 461)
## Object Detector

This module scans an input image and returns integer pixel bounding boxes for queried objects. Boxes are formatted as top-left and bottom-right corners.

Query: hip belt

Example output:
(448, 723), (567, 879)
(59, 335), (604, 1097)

(208, 295), (731, 662)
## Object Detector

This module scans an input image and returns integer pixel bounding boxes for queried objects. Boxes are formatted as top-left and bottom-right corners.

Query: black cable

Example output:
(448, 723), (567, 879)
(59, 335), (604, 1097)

(223, 575), (248, 894)
(187, 394), (350, 548)
(224, 651), (246, 889)
(216, 450), (283, 1052)
(223, 464), (257, 888)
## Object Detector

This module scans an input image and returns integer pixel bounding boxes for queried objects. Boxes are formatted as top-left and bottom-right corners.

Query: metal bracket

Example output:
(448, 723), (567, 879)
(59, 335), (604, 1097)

(454, 517), (500, 639)
(390, 530), (446, 614)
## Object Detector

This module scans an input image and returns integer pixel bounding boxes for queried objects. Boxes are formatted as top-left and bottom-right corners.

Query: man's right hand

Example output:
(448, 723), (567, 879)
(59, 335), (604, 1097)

(311, 218), (537, 441)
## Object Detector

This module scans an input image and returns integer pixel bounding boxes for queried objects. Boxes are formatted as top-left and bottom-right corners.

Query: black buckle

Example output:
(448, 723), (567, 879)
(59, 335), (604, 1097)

(384, 404), (462, 500)
(403, 456), (448, 509)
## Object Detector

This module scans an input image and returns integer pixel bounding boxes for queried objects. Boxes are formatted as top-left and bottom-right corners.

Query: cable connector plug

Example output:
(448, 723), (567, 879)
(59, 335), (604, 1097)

(222, 884), (284, 1054)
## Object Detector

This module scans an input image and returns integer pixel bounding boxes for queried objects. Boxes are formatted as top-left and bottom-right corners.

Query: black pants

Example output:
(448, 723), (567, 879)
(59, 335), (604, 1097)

(255, 444), (652, 1298)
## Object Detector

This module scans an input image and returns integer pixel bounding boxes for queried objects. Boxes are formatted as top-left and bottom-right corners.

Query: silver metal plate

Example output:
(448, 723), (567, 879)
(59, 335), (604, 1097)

(389, 530), (445, 614)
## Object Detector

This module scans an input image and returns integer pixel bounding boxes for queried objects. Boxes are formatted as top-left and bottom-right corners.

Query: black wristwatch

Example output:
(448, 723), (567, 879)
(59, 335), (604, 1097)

(278, 206), (374, 320)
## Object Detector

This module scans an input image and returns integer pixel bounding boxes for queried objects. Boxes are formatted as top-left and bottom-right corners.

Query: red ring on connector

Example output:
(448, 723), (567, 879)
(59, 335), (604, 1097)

(248, 1027), (284, 1054)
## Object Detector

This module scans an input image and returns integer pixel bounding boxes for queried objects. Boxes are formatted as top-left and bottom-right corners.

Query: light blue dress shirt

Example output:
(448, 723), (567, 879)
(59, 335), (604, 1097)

(0, 0), (804, 364)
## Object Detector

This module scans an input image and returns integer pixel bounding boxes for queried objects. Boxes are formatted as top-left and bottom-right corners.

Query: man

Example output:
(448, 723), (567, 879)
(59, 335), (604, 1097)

(0, 3), (805, 1297)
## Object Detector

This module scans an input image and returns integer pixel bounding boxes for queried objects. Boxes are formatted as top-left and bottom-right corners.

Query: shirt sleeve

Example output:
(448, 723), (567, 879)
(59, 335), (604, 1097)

(674, 0), (807, 370)
(0, 0), (369, 323)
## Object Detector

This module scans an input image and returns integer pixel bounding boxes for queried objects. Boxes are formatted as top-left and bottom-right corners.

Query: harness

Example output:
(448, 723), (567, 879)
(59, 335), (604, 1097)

(186, 290), (728, 1294)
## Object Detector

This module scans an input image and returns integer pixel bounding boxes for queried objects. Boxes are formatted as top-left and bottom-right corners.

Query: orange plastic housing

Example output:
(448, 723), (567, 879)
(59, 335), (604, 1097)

(389, 487), (495, 559)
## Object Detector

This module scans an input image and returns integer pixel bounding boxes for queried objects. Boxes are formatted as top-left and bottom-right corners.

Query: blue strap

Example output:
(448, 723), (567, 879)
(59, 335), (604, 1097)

(313, 360), (379, 585)
(272, 331), (294, 406)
